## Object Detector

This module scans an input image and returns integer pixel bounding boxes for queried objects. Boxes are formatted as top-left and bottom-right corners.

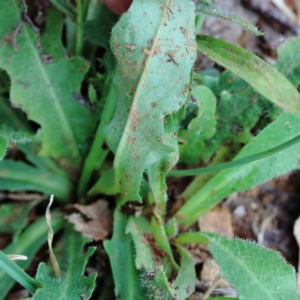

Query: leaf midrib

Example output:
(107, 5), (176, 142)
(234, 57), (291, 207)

(23, 25), (79, 159)
(113, 1), (170, 168)
(5, 2), (80, 161)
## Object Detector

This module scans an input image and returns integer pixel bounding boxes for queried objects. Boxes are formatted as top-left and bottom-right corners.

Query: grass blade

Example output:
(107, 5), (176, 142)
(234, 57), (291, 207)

(197, 35), (300, 113)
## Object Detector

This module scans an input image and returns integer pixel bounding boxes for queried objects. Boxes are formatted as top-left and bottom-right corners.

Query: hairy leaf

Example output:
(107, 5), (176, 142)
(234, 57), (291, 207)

(196, 35), (300, 113)
(104, 0), (196, 203)
(33, 224), (96, 300)
(0, 3), (97, 170)
(206, 234), (300, 300)
(275, 36), (300, 87)
(172, 112), (300, 229)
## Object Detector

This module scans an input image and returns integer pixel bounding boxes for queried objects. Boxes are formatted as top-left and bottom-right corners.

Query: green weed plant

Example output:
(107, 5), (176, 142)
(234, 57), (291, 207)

(0, 0), (300, 299)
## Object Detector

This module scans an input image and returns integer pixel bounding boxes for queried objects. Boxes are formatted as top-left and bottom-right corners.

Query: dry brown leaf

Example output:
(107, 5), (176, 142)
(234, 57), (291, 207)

(67, 200), (113, 241)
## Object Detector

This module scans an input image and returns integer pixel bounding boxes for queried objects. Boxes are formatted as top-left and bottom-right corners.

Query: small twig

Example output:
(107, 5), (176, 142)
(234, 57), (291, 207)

(201, 273), (222, 299)
(270, 0), (298, 23)
(257, 212), (277, 244)
(241, 0), (300, 34)
(46, 195), (61, 278)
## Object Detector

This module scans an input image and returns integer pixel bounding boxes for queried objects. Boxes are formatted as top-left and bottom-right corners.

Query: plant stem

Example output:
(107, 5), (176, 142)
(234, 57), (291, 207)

(51, 0), (76, 20)
(175, 232), (209, 245)
(169, 134), (300, 177)
(77, 85), (116, 199)
(0, 251), (41, 294)
(75, 0), (84, 56)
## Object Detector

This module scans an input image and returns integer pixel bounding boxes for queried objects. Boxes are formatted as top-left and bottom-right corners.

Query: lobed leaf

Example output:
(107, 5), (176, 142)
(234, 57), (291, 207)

(33, 224), (96, 300)
(104, 0), (196, 203)
(206, 234), (300, 300)
(179, 85), (216, 164)
(0, 3), (98, 170)
(196, 35), (300, 113)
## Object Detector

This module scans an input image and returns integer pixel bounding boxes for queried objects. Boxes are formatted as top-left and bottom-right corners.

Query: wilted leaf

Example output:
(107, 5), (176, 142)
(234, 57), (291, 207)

(67, 200), (112, 241)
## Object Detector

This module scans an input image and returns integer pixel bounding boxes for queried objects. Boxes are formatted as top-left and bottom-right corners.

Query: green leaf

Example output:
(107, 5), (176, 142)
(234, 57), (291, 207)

(207, 298), (238, 300)
(0, 216), (64, 300)
(179, 85), (216, 164)
(104, 208), (146, 299)
(0, 159), (72, 202)
(172, 246), (196, 300)
(199, 71), (278, 162)
(0, 251), (41, 294)
(126, 216), (155, 270)
(105, 0), (196, 203)
(171, 112), (300, 229)
(33, 224), (96, 300)
(147, 115), (179, 215)
(175, 232), (209, 245)
(0, 95), (33, 160)
(275, 36), (300, 87)
(0, 3), (97, 170)
(83, 4), (117, 49)
(0, 202), (36, 240)
(196, 35), (300, 113)
(206, 234), (300, 300)
(151, 216), (179, 270)
(0, 137), (7, 160)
